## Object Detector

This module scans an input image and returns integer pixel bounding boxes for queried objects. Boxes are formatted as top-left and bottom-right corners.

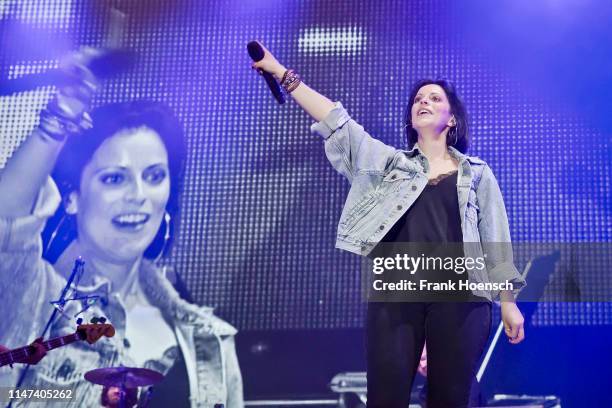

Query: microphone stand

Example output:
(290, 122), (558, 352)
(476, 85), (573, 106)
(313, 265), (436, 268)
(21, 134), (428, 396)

(7, 258), (85, 408)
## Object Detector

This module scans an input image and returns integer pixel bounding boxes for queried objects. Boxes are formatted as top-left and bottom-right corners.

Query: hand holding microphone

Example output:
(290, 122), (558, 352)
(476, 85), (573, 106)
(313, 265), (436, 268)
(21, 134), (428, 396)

(248, 41), (334, 122)
(34, 47), (102, 142)
(249, 41), (287, 80)
(248, 41), (302, 104)
(248, 41), (286, 104)
(54, 47), (101, 118)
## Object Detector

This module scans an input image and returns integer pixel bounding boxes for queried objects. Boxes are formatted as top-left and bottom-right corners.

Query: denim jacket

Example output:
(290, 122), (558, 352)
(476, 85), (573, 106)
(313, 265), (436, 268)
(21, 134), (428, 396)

(311, 102), (526, 300)
(0, 179), (243, 407)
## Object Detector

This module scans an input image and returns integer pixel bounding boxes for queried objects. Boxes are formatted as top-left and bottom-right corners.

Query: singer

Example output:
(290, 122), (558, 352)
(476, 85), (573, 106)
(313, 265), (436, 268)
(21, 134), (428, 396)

(252, 43), (526, 408)
(0, 51), (243, 407)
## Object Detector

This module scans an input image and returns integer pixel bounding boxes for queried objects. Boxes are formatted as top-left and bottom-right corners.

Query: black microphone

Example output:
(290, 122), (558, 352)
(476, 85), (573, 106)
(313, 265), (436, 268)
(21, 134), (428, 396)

(247, 41), (285, 105)
(0, 48), (136, 96)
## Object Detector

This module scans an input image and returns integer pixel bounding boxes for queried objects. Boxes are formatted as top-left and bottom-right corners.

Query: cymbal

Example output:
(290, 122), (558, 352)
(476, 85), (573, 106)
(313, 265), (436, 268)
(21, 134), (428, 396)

(84, 367), (164, 388)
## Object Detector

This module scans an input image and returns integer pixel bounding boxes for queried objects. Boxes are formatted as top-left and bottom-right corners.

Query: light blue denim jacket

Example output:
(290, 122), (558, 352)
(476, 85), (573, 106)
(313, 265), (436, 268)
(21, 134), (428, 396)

(311, 102), (526, 301)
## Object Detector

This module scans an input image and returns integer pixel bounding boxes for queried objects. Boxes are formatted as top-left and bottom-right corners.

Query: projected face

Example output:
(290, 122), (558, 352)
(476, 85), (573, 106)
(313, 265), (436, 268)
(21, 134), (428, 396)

(411, 84), (455, 135)
(68, 127), (170, 264)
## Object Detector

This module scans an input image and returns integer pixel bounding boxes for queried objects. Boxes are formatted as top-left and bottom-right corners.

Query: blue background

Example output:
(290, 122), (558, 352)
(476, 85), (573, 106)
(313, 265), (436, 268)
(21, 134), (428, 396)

(1, 0), (611, 405)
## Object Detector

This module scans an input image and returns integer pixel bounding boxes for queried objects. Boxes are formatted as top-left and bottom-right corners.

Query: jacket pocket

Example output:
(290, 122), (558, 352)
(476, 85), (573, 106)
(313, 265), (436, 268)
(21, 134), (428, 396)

(339, 191), (380, 231)
(378, 170), (415, 197)
(382, 169), (416, 183)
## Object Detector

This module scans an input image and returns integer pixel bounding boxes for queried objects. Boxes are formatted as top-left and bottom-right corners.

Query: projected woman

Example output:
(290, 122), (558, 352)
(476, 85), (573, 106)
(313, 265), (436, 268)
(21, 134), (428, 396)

(0, 53), (243, 407)
(252, 42), (526, 407)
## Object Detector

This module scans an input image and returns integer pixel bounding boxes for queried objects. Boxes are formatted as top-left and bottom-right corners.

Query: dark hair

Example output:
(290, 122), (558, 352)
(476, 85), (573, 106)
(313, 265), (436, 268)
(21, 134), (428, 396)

(42, 100), (187, 262)
(403, 79), (469, 153)
(100, 385), (138, 407)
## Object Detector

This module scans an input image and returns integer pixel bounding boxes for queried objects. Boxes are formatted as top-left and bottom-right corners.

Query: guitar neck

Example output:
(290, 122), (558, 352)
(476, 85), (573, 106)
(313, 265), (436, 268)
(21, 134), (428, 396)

(0, 332), (83, 368)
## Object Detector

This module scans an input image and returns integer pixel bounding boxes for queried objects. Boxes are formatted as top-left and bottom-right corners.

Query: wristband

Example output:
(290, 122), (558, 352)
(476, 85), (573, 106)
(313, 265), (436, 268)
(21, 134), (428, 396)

(280, 69), (302, 93)
(37, 104), (92, 142)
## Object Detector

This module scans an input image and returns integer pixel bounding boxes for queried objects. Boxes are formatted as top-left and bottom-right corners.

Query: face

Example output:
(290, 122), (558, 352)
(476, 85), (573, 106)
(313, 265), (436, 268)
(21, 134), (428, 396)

(105, 386), (136, 407)
(68, 126), (170, 264)
(411, 84), (456, 134)
(106, 387), (121, 404)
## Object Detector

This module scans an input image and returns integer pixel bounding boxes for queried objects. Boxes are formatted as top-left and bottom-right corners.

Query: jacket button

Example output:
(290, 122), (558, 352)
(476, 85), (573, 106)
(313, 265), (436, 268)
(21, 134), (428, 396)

(397, 205), (402, 210)
(379, 225), (384, 231)
(411, 185), (417, 191)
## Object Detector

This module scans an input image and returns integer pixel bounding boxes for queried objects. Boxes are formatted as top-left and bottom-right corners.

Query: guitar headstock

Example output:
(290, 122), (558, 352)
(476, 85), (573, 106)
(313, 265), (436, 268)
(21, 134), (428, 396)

(76, 323), (116, 344)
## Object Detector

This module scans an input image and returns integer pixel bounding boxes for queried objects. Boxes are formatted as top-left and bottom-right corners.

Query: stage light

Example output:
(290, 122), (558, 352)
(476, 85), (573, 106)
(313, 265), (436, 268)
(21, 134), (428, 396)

(17, 0), (73, 29)
(298, 26), (367, 56)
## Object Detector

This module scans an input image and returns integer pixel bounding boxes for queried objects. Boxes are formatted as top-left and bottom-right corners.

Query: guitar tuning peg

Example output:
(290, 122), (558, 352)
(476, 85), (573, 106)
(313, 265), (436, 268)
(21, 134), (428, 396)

(98, 317), (107, 323)
(90, 317), (99, 324)
(76, 318), (83, 325)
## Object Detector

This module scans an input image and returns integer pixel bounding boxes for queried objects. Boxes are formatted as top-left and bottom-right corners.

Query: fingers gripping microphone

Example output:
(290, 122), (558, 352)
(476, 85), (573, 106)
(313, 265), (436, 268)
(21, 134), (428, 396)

(247, 41), (285, 105)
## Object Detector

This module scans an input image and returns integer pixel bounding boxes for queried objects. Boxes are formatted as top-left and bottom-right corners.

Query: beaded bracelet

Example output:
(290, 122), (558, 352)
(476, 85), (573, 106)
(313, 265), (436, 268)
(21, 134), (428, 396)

(280, 69), (302, 93)
(37, 99), (92, 142)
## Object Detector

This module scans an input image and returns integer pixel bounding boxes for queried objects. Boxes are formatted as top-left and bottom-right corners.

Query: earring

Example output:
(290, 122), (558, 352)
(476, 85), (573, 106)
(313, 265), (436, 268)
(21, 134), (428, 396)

(447, 126), (458, 146)
(44, 213), (70, 256)
(153, 211), (172, 263)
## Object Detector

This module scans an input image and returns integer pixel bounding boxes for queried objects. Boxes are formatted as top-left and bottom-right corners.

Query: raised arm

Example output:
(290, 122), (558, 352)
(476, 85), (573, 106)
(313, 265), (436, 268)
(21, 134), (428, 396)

(251, 42), (335, 122)
(250, 42), (396, 183)
(0, 52), (97, 217)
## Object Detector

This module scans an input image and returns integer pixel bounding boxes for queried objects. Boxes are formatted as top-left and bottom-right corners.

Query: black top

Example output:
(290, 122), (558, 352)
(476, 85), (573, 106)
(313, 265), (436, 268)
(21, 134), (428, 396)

(370, 170), (468, 301)
(381, 170), (462, 244)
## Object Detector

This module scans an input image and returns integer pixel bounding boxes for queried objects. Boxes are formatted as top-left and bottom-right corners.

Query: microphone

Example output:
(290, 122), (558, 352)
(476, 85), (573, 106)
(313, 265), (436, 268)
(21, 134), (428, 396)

(247, 41), (285, 105)
(0, 48), (136, 96)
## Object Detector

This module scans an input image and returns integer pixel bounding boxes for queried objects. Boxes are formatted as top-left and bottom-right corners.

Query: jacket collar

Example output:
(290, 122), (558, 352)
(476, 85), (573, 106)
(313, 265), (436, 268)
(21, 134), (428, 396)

(405, 143), (484, 165)
(406, 142), (462, 158)
(139, 261), (211, 324)
(139, 261), (237, 336)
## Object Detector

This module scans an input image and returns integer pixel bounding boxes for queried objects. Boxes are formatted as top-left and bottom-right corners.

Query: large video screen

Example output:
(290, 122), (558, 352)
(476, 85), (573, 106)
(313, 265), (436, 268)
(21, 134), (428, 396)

(2, 0), (610, 330)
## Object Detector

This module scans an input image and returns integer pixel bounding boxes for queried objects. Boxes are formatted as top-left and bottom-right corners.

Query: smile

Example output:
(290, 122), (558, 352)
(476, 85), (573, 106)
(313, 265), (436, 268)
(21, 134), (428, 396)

(111, 213), (150, 229)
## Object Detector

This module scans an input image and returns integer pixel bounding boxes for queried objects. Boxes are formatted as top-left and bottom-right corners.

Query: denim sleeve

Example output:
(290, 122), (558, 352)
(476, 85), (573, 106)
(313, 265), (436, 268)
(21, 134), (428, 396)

(311, 102), (396, 183)
(0, 177), (60, 253)
(0, 177), (63, 352)
(477, 165), (526, 298)
(222, 335), (244, 408)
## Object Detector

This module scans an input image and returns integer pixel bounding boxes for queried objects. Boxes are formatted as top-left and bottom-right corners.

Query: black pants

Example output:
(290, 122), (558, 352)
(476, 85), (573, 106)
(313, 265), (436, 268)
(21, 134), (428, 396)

(366, 300), (491, 408)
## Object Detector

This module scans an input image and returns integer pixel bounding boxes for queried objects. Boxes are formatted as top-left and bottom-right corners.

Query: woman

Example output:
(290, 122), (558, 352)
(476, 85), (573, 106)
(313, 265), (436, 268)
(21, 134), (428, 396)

(0, 54), (243, 407)
(252, 43), (526, 407)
